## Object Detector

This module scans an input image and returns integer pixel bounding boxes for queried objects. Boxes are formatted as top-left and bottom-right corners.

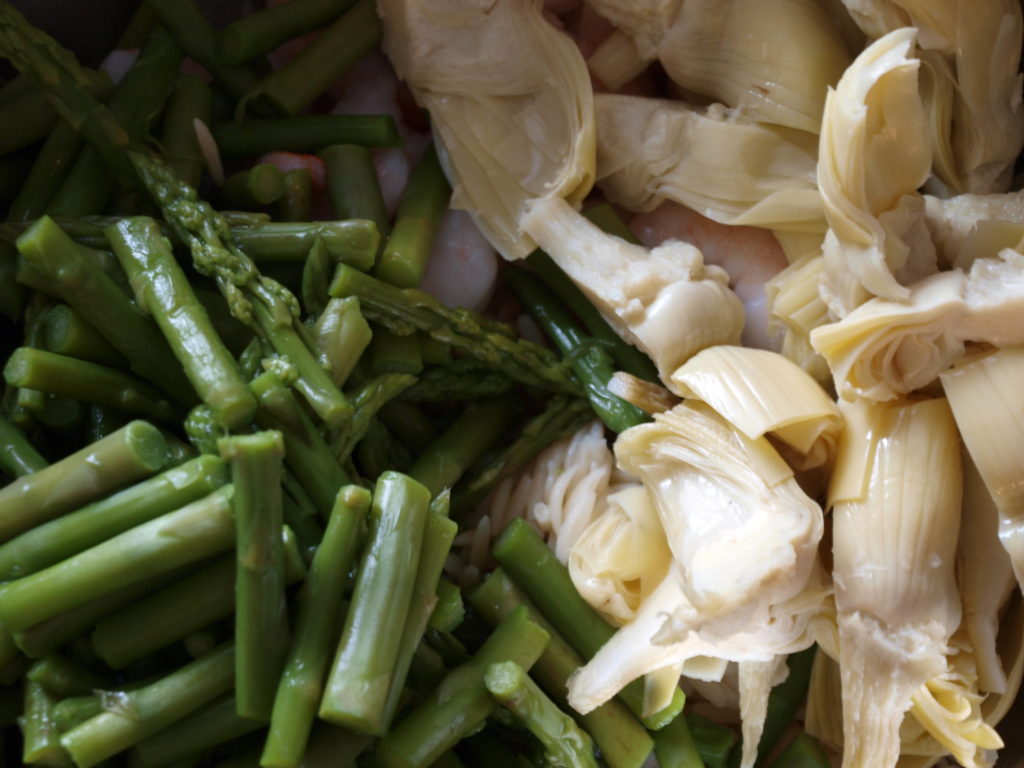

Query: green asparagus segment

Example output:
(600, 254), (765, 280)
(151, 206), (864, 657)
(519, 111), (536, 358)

(0, 69), (109, 157)
(16, 215), (197, 404)
(117, 1), (160, 48)
(381, 497), (458, 730)
(0, 241), (27, 320)
(313, 297), (373, 387)
(262, 485), (370, 768)
(375, 606), (549, 768)
(321, 144), (390, 253)
(27, 654), (108, 698)
(485, 661), (600, 768)
(251, 0), (381, 116)
(281, 471), (326, 551)
(0, 413), (47, 477)
(217, 432), (288, 721)
(329, 264), (580, 396)
(184, 629), (221, 659)
(7, 120), (83, 222)
(218, 0), (356, 64)
(492, 519), (685, 731)
(108, 217), (257, 429)
(0, 72), (33, 102)
(161, 73), (212, 189)
(376, 145), (450, 288)
(222, 163), (286, 209)
(685, 714), (735, 768)
(301, 237), (334, 316)
(319, 472), (431, 734)
(213, 115), (400, 157)
(4, 347), (178, 423)
(250, 371), (350, 515)
(398, 364), (514, 403)
(44, 304), (125, 367)
(369, 329), (424, 375)
(762, 732), (830, 768)
(92, 529), (306, 669)
(53, 696), (102, 733)
(468, 569), (654, 768)
(653, 714), (706, 768)
(131, 695), (263, 768)
(59, 643), (236, 768)
(378, 401), (436, 455)
(0, 419), (168, 544)
(428, 578), (464, 633)
(231, 220), (379, 271)
(331, 373), (416, 464)
(357, 417), (410, 480)
(407, 398), (516, 498)
(21, 681), (71, 767)
(0, 486), (234, 632)
(195, 287), (256, 357)
(505, 269), (648, 433)
(274, 168), (313, 222)
(0, 147), (32, 204)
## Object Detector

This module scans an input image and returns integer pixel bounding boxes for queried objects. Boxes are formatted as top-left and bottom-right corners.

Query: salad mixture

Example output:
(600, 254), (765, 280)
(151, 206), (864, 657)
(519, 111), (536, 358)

(0, 1), (1021, 768)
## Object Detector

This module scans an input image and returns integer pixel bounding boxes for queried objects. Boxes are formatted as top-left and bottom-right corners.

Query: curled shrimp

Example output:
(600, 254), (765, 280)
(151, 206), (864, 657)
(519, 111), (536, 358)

(630, 201), (790, 350)
(419, 209), (499, 312)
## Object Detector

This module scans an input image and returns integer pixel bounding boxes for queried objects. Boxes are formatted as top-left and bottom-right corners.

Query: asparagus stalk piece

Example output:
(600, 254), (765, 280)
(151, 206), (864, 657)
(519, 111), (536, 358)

(329, 264), (580, 396)
(485, 661), (600, 768)
(376, 145), (450, 288)
(221, 163), (286, 209)
(0, 241), (27, 321)
(262, 485), (370, 768)
(653, 714), (706, 768)
(161, 73), (212, 189)
(398, 364), (515, 403)
(331, 373), (416, 464)
(321, 144), (390, 251)
(428, 578), (464, 633)
(505, 269), (649, 433)
(375, 606), (550, 768)
(0, 486), (235, 631)
(0, 419), (168, 544)
(218, 431), (288, 721)
(0, 69), (111, 156)
(0, 413), (47, 477)
(212, 116), (401, 157)
(27, 654), (109, 698)
(468, 568), (654, 768)
(44, 304), (125, 367)
(369, 330), (424, 375)
(107, 217), (257, 429)
(233, 221), (378, 271)
(407, 398), (516, 498)
(274, 168), (313, 222)
(301, 237), (334, 317)
(59, 643), (236, 768)
(4, 347), (179, 424)
(21, 681), (70, 767)
(762, 732), (830, 768)
(7, 120), (83, 222)
(53, 696), (103, 733)
(378, 401), (436, 455)
(218, 0), (356, 63)
(319, 473), (431, 734)
(313, 297), (374, 387)
(281, 471), (326, 551)
(685, 714), (735, 768)
(251, 0), (381, 116)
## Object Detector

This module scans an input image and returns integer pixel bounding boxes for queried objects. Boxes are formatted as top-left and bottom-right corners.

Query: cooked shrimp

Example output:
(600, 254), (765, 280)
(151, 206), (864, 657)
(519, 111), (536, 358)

(419, 209), (499, 312)
(630, 201), (790, 350)
(257, 152), (326, 190)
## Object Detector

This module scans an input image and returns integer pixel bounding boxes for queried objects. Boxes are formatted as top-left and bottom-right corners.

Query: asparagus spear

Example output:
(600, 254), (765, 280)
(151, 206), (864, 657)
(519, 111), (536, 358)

(375, 606), (550, 768)
(654, 714), (706, 768)
(685, 714), (735, 768)
(5, 347), (179, 423)
(53, 695), (103, 733)
(218, 431), (288, 721)
(0, 241), (27, 321)
(274, 168), (313, 222)
(7, 120), (83, 222)
(217, 0), (356, 64)
(161, 73), (212, 189)
(428, 578), (464, 633)
(321, 144), (390, 251)
(221, 163), (286, 209)
(59, 643), (236, 768)
(369, 329), (424, 375)
(505, 269), (649, 433)
(228, 221), (379, 271)
(313, 297), (374, 387)
(397, 364), (515, 402)
(107, 217), (257, 429)
(0, 413), (47, 477)
(485, 661), (600, 768)
(762, 732), (830, 768)
(262, 485), (370, 768)
(319, 472), (432, 734)
(44, 304), (125, 367)
(117, 2), (160, 49)
(212, 115), (401, 156)
(331, 373), (416, 464)
(0, 485), (235, 631)
(329, 264), (581, 396)
(0, 69), (111, 156)
(20, 681), (70, 767)
(26, 654), (108, 698)
(378, 401), (436, 455)
(0, 419), (168, 544)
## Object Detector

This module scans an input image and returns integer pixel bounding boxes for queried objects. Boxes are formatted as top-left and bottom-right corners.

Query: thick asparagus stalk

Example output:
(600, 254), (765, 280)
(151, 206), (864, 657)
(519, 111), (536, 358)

(232, 221), (378, 271)
(7, 120), (83, 222)
(26, 653), (109, 698)
(653, 715), (706, 768)
(0, 413), (47, 477)
(319, 472), (432, 734)
(53, 696), (103, 733)
(378, 401), (436, 455)
(0, 486), (235, 631)
(21, 681), (69, 767)
(428, 578), (464, 633)
(44, 304), (125, 367)
(4, 347), (179, 423)
(313, 297), (374, 387)
(217, 431), (288, 721)
(375, 606), (550, 768)
(331, 373), (417, 464)
(161, 73), (212, 189)
(59, 643), (236, 768)
(321, 144), (390, 251)
(329, 264), (580, 396)
(218, 0), (356, 63)
(762, 732), (830, 768)
(212, 116), (401, 157)
(262, 485), (370, 768)
(107, 217), (257, 429)
(369, 330), (424, 375)
(274, 168), (313, 222)
(485, 661), (600, 768)
(221, 163), (286, 209)
(0, 419), (168, 544)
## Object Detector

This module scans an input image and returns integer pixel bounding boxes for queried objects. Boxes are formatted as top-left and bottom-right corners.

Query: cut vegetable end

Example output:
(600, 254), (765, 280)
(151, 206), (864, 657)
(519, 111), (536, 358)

(121, 420), (171, 472)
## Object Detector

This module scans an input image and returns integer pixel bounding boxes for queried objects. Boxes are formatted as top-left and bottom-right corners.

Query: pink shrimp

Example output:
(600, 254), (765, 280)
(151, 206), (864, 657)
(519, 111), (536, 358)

(419, 210), (499, 312)
(630, 201), (790, 350)
(257, 152), (326, 190)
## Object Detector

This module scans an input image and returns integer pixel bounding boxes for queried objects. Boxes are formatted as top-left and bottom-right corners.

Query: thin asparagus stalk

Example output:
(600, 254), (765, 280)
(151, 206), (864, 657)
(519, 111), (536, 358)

(92, 529), (306, 669)
(251, 0), (381, 116)
(107, 217), (257, 429)
(397, 364), (515, 403)
(27, 654), (109, 698)
(376, 145), (450, 288)
(281, 471), (326, 551)
(194, 287), (255, 357)
(53, 695), (102, 733)
(7, 120), (83, 222)
(0, 486), (235, 631)
(230, 221), (379, 271)
(468, 569), (654, 768)
(217, 432), (288, 721)
(0, 419), (168, 544)
(21, 681), (70, 767)
(356, 416), (408, 480)
(428, 578), (464, 633)
(329, 264), (580, 396)
(262, 485), (370, 768)
(217, 0), (356, 64)
(59, 643), (236, 768)
(319, 472), (432, 734)
(374, 606), (550, 768)
(0, 413), (47, 477)
(212, 115), (400, 156)
(378, 401), (436, 455)
(301, 237), (334, 317)
(313, 297), (373, 387)
(273, 168), (313, 222)
(485, 661), (600, 768)
(407, 398), (516, 498)
(161, 73), (212, 188)
(221, 163), (286, 209)
(320, 144), (390, 252)
(0, 71), (110, 157)
(369, 329), (424, 375)
(331, 373), (416, 464)
(44, 304), (125, 367)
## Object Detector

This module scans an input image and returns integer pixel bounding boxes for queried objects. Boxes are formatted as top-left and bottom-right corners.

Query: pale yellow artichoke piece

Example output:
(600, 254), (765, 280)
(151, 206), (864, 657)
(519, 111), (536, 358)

(818, 27), (936, 312)
(586, 30), (650, 91)
(656, 0), (851, 134)
(924, 190), (1024, 270)
(918, 50), (960, 194)
(830, 397), (962, 768)
(737, 657), (788, 768)
(840, 0), (958, 50)
(594, 95), (825, 232)
(520, 195), (744, 386)
(805, 647), (844, 751)
(377, 0), (595, 260)
(583, 0), (680, 61)
(644, 661), (684, 720)
(670, 345), (841, 470)
(980, 594), (1024, 728)
(607, 372), (679, 416)
(765, 247), (832, 382)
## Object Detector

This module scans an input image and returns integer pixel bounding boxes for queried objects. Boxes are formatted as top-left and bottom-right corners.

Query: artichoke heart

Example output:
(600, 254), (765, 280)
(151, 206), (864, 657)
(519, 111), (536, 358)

(377, 0), (595, 260)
